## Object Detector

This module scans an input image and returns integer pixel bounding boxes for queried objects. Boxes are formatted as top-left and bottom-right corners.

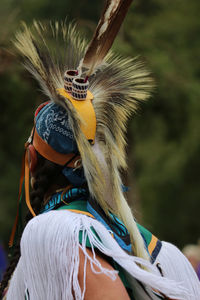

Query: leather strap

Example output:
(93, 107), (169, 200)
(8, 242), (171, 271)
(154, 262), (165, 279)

(25, 150), (36, 217)
(33, 129), (79, 166)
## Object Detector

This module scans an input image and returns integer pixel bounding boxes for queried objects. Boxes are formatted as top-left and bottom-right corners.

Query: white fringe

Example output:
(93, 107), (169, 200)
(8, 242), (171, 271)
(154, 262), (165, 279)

(7, 211), (189, 300)
(5, 258), (25, 299)
(154, 241), (200, 300)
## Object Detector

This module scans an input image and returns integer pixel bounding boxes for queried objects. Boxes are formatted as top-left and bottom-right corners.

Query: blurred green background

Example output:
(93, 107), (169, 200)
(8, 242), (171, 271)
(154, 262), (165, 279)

(0, 0), (199, 250)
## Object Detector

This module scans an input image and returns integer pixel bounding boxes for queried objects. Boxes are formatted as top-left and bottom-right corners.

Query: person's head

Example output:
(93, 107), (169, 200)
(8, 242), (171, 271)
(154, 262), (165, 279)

(182, 244), (200, 272)
(28, 101), (86, 189)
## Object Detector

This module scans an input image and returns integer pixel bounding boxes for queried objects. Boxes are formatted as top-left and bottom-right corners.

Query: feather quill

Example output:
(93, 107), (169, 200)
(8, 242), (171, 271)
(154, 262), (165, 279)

(79, 0), (133, 77)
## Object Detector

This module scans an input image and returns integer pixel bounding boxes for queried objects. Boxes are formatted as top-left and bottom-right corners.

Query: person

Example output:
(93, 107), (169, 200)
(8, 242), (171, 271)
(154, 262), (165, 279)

(0, 243), (7, 282)
(1, 1), (200, 299)
(183, 242), (200, 280)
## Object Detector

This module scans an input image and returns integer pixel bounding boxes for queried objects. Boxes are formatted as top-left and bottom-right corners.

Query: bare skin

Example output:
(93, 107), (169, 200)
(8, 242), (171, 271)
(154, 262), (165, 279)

(78, 248), (130, 300)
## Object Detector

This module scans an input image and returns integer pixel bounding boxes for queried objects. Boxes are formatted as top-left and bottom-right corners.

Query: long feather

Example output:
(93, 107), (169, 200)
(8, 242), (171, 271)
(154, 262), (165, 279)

(80, 0), (133, 76)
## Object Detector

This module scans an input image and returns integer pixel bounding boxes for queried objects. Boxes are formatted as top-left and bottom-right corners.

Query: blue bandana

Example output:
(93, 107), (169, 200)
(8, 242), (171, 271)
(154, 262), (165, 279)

(35, 102), (86, 185)
(35, 102), (78, 154)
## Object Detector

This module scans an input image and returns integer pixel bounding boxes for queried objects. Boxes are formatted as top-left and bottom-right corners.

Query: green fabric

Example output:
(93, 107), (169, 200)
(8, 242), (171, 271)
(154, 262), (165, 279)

(58, 201), (97, 247)
(57, 200), (88, 211)
(137, 223), (152, 247)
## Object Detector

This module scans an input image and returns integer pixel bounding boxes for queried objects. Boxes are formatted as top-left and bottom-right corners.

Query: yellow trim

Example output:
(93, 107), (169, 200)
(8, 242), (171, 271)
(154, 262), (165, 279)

(67, 209), (95, 218)
(63, 209), (114, 238)
(148, 235), (158, 255)
(61, 208), (115, 240)
(57, 89), (96, 143)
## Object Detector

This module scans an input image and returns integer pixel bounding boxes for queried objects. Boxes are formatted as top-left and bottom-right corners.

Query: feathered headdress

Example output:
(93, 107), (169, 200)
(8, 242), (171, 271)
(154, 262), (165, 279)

(12, 0), (154, 258)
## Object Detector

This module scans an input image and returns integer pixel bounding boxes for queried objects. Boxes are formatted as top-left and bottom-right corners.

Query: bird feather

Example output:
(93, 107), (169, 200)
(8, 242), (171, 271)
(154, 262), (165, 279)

(80, 0), (133, 77)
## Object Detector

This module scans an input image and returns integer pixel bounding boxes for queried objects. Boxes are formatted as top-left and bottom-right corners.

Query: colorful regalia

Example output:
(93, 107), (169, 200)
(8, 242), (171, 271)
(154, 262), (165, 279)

(2, 0), (200, 299)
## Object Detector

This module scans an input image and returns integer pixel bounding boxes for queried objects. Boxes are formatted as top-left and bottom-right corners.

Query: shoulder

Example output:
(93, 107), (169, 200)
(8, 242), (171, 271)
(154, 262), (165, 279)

(18, 210), (125, 299)
(21, 210), (88, 245)
(20, 209), (112, 254)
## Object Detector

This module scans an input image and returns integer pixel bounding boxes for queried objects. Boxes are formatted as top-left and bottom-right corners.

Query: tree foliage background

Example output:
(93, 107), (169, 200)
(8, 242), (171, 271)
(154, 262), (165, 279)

(0, 0), (199, 250)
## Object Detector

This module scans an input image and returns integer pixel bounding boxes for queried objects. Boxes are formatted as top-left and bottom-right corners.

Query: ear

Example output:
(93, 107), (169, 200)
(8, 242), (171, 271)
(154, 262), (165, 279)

(27, 145), (38, 173)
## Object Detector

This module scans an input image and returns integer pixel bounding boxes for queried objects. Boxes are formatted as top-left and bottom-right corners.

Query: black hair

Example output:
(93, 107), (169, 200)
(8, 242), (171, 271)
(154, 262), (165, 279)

(0, 153), (69, 298)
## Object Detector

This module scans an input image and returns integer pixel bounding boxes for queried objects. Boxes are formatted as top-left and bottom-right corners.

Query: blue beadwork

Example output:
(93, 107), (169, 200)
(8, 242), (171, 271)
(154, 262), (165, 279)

(41, 188), (88, 213)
